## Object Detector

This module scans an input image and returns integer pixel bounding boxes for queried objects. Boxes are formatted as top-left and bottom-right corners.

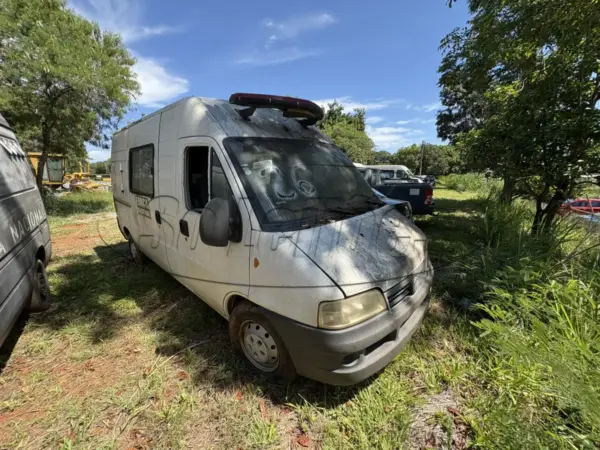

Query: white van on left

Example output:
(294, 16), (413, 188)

(0, 113), (53, 348)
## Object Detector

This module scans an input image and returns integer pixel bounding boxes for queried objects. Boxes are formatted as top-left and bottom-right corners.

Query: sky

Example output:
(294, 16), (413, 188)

(67, 0), (471, 161)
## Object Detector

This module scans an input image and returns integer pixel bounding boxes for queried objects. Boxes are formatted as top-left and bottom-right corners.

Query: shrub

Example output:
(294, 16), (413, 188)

(469, 190), (600, 446)
(438, 173), (501, 193)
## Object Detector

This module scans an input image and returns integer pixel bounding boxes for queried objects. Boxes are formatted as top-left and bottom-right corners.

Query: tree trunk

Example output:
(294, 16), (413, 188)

(500, 176), (515, 204)
(532, 183), (568, 234)
(35, 125), (50, 191)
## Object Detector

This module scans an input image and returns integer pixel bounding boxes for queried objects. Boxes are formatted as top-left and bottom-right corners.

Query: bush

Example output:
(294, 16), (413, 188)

(468, 190), (600, 446)
(438, 173), (501, 193)
(43, 190), (114, 216)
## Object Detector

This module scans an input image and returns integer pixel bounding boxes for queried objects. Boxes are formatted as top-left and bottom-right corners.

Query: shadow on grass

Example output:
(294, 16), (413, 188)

(31, 193), (487, 409)
(416, 196), (487, 309)
(0, 311), (29, 375)
(34, 242), (363, 407)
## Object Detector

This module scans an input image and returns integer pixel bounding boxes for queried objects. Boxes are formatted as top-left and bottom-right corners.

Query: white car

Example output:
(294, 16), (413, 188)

(111, 93), (433, 385)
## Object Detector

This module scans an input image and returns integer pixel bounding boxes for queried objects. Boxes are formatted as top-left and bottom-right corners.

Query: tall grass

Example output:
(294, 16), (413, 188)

(43, 190), (114, 217)
(438, 173), (502, 193)
(468, 189), (600, 447)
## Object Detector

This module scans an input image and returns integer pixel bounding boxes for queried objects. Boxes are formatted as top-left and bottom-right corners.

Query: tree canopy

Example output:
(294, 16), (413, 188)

(392, 143), (460, 176)
(438, 0), (600, 230)
(0, 0), (139, 189)
(317, 101), (374, 164)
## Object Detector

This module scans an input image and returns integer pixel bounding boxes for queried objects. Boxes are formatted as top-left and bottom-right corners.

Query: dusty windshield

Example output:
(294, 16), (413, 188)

(223, 137), (383, 230)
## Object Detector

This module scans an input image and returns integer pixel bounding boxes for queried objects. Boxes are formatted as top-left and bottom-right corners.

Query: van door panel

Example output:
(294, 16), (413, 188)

(162, 139), (250, 317)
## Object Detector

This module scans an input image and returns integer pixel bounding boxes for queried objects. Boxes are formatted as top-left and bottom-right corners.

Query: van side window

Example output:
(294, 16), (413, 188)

(211, 150), (229, 200)
(129, 145), (154, 196)
(186, 146), (209, 210)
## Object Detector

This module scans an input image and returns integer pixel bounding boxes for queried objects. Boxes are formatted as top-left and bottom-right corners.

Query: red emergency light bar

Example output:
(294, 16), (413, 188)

(229, 93), (324, 126)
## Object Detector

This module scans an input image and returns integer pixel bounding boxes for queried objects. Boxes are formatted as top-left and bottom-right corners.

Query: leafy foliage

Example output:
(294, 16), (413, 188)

(392, 143), (461, 175)
(438, 0), (600, 230)
(0, 0), (139, 189)
(438, 172), (501, 192)
(317, 101), (374, 163)
(90, 160), (109, 175)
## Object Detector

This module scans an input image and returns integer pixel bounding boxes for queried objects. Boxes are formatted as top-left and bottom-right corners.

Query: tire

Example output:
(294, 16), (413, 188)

(128, 237), (147, 265)
(229, 302), (296, 382)
(29, 259), (51, 312)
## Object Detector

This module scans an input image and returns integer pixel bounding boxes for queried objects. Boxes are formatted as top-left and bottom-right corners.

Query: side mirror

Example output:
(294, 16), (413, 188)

(200, 198), (230, 247)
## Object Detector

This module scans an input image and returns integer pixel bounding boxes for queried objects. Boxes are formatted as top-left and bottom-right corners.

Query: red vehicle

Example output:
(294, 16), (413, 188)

(560, 198), (600, 215)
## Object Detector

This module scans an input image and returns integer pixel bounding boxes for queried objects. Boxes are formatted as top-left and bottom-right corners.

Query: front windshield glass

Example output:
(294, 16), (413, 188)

(223, 137), (382, 230)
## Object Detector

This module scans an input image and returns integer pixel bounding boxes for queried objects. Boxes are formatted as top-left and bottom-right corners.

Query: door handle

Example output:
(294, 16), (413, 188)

(179, 219), (189, 237)
(155, 210), (161, 224)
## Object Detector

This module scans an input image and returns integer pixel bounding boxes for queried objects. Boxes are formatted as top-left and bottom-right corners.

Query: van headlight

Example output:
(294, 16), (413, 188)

(318, 290), (387, 330)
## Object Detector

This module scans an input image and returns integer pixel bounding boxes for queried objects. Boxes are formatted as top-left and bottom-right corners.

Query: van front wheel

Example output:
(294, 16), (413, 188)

(229, 302), (296, 382)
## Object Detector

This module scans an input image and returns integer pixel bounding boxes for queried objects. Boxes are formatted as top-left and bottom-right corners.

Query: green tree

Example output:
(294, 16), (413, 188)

(371, 150), (394, 164)
(90, 161), (108, 175)
(317, 101), (374, 163)
(0, 0), (139, 190)
(393, 143), (460, 176)
(321, 122), (374, 164)
(438, 0), (600, 230)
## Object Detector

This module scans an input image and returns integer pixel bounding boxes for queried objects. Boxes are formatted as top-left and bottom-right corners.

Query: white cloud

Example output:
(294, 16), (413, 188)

(414, 102), (441, 112)
(263, 13), (336, 46)
(366, 125), (427, 150)
(366, 116), (384, 124)
(88, 149), (111, 162)
(314, 96), (404, 113)
(69, 0), (178, 43)
(133, 57), (189, 107)
(396, 118), (436, 125)
(235, 48), (320, 67)
(69, 1), (189, 108)
(236, 13), (335, 67)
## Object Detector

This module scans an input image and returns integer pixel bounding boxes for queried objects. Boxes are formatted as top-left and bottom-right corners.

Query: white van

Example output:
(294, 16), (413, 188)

(111, 94), (433, 385)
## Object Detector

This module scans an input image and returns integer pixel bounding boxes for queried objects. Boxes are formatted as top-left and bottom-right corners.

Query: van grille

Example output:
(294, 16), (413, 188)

(385, 277), (413, 308)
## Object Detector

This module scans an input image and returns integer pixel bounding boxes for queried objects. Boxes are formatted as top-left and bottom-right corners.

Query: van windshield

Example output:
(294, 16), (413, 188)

(223, 137), (383, 231)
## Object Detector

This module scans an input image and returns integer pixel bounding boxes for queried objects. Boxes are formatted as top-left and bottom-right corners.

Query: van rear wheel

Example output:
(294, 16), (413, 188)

(128, 238), (147, 265)
(29, 260), (51, 312)
(229, 302), (296, 382)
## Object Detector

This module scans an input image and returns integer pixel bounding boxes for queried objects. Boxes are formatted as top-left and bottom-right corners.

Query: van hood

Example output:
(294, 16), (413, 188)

(288, 206), (428, 296)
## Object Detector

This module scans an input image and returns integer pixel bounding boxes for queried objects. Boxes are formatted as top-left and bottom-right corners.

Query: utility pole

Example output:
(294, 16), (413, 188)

(419, 141), (425, 175)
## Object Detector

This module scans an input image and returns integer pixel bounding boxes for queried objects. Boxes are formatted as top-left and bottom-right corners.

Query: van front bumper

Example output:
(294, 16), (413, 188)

(260, 272), (432, 386)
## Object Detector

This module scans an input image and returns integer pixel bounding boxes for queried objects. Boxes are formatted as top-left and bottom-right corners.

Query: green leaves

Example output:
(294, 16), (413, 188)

(317, 101), (374, 163)
(438, 0), (600, 229)
(0, 0), (139, 187)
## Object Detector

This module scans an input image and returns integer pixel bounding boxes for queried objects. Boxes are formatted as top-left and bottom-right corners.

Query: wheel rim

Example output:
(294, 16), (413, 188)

(36, 264), (49, 304)
(239, 320), (279, 372)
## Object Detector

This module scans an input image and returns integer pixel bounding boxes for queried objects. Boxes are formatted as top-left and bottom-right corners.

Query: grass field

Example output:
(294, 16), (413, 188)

(0, 190), (588, 449)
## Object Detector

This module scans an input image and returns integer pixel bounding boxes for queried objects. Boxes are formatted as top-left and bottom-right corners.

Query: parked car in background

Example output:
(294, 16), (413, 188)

(112, 93), (433, 386)
(560, 198), (600, 215)
(355, 164), (435, 216)
(368, 165), (423, 183)
(0, 113), (52, 348)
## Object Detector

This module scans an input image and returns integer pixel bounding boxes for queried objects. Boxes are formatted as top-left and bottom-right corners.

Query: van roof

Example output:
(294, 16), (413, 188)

(368, 165), (410, 171)
(114, 96), (330, 143)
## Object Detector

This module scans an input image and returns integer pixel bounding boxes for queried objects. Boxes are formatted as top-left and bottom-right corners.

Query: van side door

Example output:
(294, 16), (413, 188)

(161, 138), (250, 316)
